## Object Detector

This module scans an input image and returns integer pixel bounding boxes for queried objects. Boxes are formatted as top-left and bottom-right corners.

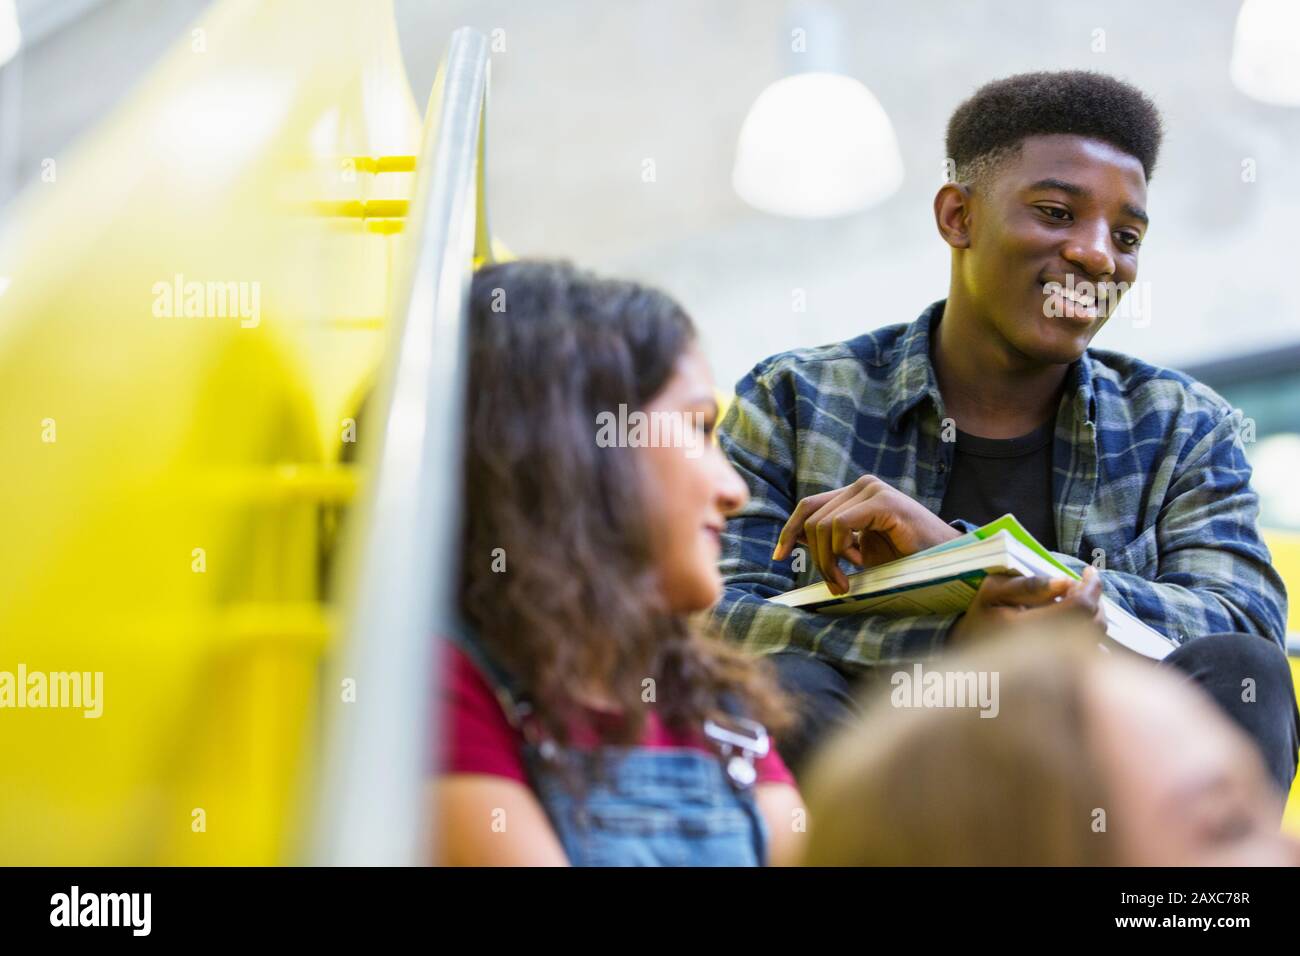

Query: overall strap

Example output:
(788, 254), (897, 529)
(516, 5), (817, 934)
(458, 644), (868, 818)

(449, 629), (564, 812)
(445, 627), (535, 733)
(704, 691), (771, 790)
(707, 690), (773, 865)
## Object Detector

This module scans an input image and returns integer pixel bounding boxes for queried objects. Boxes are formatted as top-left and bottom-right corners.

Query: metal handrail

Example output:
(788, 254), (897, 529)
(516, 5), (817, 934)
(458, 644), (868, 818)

(312, 27), (489, 866)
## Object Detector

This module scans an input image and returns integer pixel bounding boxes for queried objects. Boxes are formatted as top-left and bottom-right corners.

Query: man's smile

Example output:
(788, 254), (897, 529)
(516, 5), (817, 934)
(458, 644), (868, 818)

(1041, 278), (1100, 323)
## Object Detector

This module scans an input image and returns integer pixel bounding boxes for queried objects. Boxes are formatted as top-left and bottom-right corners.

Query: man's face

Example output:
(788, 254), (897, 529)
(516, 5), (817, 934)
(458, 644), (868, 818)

(961, 134), (1149, 365)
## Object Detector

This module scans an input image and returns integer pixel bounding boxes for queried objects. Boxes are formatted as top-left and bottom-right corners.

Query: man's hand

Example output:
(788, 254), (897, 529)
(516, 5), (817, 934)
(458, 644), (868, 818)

(949, 566), (1108, 645)
(772, 476), (962, 594)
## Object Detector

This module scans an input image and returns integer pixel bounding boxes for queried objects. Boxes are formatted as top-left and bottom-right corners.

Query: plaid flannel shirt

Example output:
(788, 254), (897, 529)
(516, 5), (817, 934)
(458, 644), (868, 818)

(710, 299), (1288, 670)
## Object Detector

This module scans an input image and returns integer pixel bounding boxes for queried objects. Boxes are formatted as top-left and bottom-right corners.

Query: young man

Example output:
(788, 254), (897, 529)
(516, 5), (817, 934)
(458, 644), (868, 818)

(712, 71), (1299, 793)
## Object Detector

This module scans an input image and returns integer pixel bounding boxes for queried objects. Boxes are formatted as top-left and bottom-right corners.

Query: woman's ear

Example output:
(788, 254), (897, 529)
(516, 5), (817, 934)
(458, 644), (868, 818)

(933, 182), (973, 250)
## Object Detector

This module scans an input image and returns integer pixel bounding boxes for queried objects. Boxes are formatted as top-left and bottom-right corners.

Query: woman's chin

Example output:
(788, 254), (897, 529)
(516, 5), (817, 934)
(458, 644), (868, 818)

(665, 571), (724, 615)
(701, 576), (724, 609)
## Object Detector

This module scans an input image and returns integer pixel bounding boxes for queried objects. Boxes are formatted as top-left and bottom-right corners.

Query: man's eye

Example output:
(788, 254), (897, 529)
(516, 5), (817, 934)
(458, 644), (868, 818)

(1037, 205), (1070, 221)
(1117, 232), (1142, 248)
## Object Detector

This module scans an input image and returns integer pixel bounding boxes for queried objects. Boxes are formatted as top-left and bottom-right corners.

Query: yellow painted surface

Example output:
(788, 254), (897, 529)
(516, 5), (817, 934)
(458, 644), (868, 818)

(1263, 529), (1300, 834)
(0, 0), (419, 864)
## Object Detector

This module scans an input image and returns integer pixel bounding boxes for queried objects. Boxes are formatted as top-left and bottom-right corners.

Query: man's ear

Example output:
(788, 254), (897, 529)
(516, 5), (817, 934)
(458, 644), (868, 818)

(934, 182), (972, 249)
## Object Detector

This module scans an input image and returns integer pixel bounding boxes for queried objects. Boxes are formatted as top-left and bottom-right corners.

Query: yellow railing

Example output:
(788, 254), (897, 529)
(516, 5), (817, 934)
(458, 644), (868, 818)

(0, 0), (472, 865)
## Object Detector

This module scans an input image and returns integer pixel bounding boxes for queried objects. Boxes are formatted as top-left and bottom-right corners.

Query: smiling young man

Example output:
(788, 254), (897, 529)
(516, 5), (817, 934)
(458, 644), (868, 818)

(711, 71), (1299, 792)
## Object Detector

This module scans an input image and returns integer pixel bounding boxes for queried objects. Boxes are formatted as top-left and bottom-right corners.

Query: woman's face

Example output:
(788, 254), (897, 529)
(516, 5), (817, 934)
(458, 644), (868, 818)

(636, 343), (749, 613)
(1087, 658), (1300, 866)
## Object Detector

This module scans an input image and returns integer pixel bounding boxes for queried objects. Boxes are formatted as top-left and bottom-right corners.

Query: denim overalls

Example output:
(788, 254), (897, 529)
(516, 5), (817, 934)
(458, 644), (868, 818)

(451, 631), (772, 866)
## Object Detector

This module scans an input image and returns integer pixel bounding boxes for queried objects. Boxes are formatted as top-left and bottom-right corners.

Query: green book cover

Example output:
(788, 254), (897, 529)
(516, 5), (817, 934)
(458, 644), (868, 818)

(910, 514), (1080, 580)
(970, 514), (1079, 580)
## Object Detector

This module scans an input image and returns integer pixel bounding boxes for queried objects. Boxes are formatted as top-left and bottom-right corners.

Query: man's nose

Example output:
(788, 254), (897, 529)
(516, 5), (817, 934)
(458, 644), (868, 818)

(1062, 222), (1116, 280)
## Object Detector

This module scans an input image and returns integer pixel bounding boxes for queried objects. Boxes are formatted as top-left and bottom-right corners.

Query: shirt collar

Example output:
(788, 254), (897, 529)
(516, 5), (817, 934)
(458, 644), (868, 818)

(885, 298), (1099, 431)
(1064, 346), (1099, 427)
(884, 300), (946, 432)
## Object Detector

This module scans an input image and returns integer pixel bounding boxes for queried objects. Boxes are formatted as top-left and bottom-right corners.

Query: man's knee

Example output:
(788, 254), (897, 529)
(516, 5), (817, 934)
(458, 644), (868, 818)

(1161, 632), (1299, 793)
(765, 651), (861, 781)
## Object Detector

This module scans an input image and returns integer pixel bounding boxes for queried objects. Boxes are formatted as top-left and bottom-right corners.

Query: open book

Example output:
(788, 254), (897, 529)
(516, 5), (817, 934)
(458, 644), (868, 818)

(769, 514), (1176, 660)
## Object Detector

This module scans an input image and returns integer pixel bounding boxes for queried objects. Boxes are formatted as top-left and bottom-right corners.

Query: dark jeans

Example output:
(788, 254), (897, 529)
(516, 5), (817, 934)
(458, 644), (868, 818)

(768, 632), (1300, 795)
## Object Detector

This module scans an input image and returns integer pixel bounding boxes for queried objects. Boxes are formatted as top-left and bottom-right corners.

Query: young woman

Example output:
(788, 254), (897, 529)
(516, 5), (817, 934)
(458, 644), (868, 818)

(430, 260), (803, 866)
(801, 625), (1300, 866)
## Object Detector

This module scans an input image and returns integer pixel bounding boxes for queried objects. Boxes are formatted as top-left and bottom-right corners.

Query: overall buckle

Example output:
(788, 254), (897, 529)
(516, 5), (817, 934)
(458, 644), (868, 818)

(703, 716), (770, 789)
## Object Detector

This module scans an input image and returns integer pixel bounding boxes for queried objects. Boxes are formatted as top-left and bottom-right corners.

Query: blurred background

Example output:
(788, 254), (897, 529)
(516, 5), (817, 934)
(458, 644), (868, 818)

(8, 0), (1297, 527)
(0, 0), (1297, 863)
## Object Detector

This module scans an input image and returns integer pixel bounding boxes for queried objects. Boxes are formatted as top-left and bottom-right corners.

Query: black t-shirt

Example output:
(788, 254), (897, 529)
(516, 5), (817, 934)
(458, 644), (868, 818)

(938, 418), (1058, 552)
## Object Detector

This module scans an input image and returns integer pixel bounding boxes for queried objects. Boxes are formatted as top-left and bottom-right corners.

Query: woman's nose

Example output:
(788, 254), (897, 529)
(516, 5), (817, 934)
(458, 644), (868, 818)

(715, 457), (750, 514)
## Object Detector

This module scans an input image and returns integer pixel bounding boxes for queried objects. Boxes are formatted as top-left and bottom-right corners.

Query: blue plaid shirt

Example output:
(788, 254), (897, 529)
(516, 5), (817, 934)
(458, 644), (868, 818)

(710, 299), (1288, 669)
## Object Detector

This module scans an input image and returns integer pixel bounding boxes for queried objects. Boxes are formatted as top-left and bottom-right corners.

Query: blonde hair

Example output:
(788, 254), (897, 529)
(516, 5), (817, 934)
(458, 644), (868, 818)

(802, 627), (1117, 866)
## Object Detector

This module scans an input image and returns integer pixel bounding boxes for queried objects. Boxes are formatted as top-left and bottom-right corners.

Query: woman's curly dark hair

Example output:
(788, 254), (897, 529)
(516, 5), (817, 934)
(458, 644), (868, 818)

(460, 259), (790, 749)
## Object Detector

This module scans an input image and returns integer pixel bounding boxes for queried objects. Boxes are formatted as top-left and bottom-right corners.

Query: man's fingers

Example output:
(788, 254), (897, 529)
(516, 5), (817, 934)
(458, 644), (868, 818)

(857, 529), (900, 568)
(806, 486), (871, 593)
(773, 476), (894, 573)
(820, 486), (889, 589)
(1018, 596), (1109, 636)
(821, 497), (913, 569)
(976, 573), (1070, 608)
(1015, 600), (1090, 627)
(1059, 566), (1103, 614)
(813, 514), (848, 594)
(772, 498), (813, 561)
(775, 484), (864, 561)
(773, 490), (838, 560)
(1080, 565), (1103, 595)
(830, 512), (864, 567)
(800, 499), (836, 593)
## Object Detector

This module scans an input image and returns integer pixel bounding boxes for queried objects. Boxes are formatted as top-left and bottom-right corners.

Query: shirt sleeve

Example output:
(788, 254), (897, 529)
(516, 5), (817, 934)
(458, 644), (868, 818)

(1055, 407), (1287, 647)
(438, 643), (529, 784)
(708, 363), (959, 671)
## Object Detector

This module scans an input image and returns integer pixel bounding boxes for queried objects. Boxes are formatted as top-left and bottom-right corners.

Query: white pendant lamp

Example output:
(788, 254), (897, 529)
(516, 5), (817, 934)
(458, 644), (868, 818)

(733, 2), (903, 219)
(733, 70), (904, 219)
(0, 1), (19, 69)
(1230, 0), (1300, 107)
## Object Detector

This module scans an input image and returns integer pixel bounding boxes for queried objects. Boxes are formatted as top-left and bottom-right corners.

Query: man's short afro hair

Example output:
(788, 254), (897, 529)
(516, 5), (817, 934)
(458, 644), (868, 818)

(945, 71), (1163, 191)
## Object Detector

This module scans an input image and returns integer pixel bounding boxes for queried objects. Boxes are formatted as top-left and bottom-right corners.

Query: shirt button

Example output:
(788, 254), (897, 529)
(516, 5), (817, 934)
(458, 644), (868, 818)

(937, 461), (947, 474)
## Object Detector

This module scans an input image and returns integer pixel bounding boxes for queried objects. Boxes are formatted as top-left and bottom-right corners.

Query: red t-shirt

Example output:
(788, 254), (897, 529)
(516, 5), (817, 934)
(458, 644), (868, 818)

(438, 643), (794, 787)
